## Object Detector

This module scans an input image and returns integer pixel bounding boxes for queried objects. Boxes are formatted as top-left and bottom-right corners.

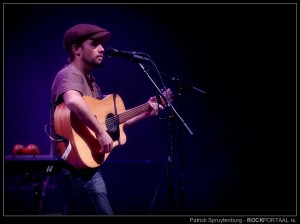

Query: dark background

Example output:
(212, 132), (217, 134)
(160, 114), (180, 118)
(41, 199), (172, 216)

(3, 3), (296, 217)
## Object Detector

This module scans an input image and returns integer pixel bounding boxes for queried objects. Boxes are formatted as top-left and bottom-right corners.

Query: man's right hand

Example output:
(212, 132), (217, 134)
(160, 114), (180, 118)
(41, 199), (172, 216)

(96, 131), (113, 154)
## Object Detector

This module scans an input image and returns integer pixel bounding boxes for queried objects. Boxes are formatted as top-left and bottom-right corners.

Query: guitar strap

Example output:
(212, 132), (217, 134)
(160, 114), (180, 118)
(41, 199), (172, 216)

(45, 100), (73, 160)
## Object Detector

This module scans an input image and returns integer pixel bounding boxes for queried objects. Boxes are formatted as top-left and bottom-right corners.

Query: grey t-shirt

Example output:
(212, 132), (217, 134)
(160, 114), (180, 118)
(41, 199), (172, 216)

(49, 63), (101, 155)
(51, 63), (101, 106)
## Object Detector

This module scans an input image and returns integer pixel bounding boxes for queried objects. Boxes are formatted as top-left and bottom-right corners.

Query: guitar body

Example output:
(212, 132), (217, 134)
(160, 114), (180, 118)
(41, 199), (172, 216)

(54, 94), (127, 169)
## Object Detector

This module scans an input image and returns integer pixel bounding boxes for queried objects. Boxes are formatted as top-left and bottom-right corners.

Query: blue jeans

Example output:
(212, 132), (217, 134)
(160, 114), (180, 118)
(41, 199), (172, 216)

(55, 165), (113, 215)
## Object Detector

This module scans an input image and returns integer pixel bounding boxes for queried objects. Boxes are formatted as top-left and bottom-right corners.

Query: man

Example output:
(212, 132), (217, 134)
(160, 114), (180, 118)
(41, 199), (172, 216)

(50, 23), (164, 215)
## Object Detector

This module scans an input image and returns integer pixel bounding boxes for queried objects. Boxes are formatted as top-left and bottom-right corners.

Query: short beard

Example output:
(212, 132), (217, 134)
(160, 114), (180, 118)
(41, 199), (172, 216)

(83, 57), (103, 68)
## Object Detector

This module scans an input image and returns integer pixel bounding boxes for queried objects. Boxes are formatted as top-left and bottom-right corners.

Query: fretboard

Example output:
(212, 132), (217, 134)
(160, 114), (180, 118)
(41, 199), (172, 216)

(118, 103), (150, 124)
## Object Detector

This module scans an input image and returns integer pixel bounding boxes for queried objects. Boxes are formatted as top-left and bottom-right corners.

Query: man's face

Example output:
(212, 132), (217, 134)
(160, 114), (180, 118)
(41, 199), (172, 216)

(80, 39), (104, 67)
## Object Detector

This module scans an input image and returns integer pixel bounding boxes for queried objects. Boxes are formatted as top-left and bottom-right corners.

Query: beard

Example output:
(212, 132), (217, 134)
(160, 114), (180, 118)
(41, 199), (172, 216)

(82, 54), (103, 68)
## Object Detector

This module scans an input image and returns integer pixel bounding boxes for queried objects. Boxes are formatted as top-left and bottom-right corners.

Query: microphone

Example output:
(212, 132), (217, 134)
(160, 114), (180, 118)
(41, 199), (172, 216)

(106, 47), (150, 61)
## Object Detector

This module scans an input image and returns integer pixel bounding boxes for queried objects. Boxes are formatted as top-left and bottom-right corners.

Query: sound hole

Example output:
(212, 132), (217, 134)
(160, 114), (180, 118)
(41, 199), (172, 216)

(105, 113), (120, 141)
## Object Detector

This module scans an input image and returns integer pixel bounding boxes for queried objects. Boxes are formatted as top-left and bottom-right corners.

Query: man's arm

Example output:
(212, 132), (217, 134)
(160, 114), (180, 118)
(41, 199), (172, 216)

(123, 96), (164, 128)
(63, 90), (113, 153)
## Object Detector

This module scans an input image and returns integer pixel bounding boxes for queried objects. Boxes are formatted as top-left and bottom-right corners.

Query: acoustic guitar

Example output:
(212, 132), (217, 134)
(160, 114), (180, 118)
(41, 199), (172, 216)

(54, 89), (172, 169)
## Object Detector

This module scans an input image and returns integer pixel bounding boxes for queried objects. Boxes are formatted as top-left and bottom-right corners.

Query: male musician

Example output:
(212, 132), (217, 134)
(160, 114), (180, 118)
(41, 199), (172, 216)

(50, 23), (164, 215)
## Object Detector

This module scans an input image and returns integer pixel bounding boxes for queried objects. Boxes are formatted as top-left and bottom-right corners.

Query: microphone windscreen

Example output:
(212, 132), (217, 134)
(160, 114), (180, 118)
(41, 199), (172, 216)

(106, 47), (118, 57)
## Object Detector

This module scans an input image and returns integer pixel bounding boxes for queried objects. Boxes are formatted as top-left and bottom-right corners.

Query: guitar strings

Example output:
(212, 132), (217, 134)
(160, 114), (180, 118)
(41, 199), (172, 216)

(100, 90), (171, 127)
(102, 104), (147, 126)
(100, 103), (149, 127)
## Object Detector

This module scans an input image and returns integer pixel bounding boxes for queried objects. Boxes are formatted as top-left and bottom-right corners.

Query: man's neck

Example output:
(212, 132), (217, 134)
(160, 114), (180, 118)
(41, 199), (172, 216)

(72, 60), (93, 74)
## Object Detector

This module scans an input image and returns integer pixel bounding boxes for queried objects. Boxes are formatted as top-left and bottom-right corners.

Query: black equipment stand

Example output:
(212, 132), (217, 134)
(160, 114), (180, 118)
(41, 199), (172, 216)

(173, 79), (206, 214)
(107, 49), (206, 213)
(116, 53), (205, 214)
(138, 62), (205, 214)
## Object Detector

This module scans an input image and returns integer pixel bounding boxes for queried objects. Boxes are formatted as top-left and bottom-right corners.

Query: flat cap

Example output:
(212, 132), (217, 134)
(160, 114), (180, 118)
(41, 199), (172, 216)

(63, 23), (111, 50)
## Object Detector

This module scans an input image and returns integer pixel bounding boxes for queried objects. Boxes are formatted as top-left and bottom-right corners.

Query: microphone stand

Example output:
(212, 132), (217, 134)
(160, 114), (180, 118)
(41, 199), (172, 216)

(138, 63), (194, 135)
(166, 108), (175, 214)
(167, 74), (206, 214)
(138, 62), (196, 214)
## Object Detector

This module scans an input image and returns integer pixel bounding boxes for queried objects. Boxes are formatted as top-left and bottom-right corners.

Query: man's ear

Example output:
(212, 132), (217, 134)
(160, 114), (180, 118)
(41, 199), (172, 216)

(72, 44), (81, 56)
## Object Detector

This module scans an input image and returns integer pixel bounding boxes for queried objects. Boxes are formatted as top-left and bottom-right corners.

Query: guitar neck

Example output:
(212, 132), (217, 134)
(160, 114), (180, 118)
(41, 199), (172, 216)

(118, 103), (149, 124)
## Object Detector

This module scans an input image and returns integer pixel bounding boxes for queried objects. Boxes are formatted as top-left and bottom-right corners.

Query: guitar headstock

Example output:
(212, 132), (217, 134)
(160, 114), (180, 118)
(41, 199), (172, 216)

(160, 88), (173, 107)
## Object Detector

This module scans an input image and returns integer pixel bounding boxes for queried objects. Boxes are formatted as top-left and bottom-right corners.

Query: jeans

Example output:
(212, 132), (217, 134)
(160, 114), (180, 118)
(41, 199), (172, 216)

(55, 164), (113, 215)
